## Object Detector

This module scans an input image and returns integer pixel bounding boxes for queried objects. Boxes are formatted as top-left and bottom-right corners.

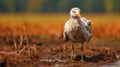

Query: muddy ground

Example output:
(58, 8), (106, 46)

(0, 14), (120, 67)
(0, 35), (120, 67)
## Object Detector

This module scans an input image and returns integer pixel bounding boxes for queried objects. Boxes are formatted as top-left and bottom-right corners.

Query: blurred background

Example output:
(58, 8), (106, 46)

(0, 0), (120, 48)
(0, 0), (120, 13)
(0, 1), (120, 66)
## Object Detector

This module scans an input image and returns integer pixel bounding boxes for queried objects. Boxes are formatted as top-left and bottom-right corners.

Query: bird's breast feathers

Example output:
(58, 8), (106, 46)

(64, 19), (80, 32)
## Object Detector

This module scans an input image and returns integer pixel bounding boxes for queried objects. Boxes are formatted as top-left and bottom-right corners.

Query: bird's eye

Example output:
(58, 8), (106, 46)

(72, 11), (76, 13)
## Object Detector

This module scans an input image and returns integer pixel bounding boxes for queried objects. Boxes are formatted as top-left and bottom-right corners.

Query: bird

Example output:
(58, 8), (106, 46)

(63, 7), (92, 61)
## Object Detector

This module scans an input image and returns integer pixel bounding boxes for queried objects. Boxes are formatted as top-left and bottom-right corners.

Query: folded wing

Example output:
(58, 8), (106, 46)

(81, 17), (92, 41)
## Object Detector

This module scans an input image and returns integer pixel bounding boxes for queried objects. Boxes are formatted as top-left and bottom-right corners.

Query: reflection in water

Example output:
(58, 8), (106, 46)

(55, 64), (74, 67)
(39, 59), (69, 63)
(115, 60), (120, 67)
(99, 55), (120, 67)
(116, 55), (120, 59)
(39, 55), (120, 67)
(99, 65), (118, 67)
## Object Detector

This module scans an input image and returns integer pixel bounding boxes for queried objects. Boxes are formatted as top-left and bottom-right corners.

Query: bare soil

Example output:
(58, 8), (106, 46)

(0, 35), (119, 67)
(0, 23), (120, 67)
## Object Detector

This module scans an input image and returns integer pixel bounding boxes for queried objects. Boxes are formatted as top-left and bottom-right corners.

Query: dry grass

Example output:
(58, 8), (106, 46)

(93, 23), (120, 38)
(0, 23), (120, 39)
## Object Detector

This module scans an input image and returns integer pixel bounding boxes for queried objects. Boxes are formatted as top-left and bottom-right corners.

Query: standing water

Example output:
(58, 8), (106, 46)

(99, 55), (120, 67)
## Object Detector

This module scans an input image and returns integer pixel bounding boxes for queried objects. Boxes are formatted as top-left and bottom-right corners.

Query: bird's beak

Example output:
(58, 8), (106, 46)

(77, 13), (81, 18)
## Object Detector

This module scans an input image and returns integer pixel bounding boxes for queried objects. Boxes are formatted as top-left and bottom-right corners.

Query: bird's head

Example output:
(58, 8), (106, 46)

(70, 7), (81, 18)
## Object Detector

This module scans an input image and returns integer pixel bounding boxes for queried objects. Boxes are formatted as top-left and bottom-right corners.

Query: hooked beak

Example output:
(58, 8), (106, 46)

(77, 13), (81, 18)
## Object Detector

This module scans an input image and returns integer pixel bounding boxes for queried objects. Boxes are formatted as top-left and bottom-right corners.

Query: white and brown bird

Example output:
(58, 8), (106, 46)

(63, 7), (92, 61)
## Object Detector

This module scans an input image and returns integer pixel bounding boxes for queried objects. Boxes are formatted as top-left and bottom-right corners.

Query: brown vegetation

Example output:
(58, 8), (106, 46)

(0, 23), (120, 38)
(0, 22), (120, 67)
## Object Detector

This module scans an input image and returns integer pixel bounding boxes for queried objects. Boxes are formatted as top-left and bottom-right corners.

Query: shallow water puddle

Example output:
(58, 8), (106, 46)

(39, 59), (74, 67)
(38, 54), (120, 67)
(99, 61), (120, 67)
(99, 65), (118, 67)
(54, 64), (74, 67)
(99, 55), (120, 67)
(39, 59), (70, 63)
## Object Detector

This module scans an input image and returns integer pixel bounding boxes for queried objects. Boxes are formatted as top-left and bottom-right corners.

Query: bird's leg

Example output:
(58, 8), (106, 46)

(71, 43), (75, 59)
(81, 43), (84, 61)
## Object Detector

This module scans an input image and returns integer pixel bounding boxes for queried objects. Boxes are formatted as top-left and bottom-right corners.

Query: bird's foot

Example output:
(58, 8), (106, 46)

(71, 54), (76, 60)
(80, 59), (85, 62)
(81, 54), (85, 62)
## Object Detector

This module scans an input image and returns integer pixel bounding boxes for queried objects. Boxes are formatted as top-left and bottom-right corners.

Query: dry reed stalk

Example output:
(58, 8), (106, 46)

(18, 34), (23, 51)
(13, 25), (37, 55)
(13, 25), (28, 55)
(14, 37), (17, 52)
(22, 26), (29, 47)
(33, 44), (37, 55)
(18, 45), (28, 55)
(0, 51), (17, 55)
(22, 25), (30, 55)
(13, 29), (17, 52)
(30, 44), (37, 55)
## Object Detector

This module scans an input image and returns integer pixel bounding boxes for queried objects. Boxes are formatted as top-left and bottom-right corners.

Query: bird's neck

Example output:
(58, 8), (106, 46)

(71, 17), (81, 21)
(70, 18), (81, 25)
(70, 16), (80, 19)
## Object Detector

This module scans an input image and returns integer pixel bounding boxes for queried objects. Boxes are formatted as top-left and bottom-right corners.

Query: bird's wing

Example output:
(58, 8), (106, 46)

(81, 17), (92, 34)
(80, 17), (92, 42)
(85, 20), (92, 34)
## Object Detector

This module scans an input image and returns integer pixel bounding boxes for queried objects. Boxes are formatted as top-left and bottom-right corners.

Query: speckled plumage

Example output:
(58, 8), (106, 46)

(63, 16), (92, 43)
(63, 7), (92, 60)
